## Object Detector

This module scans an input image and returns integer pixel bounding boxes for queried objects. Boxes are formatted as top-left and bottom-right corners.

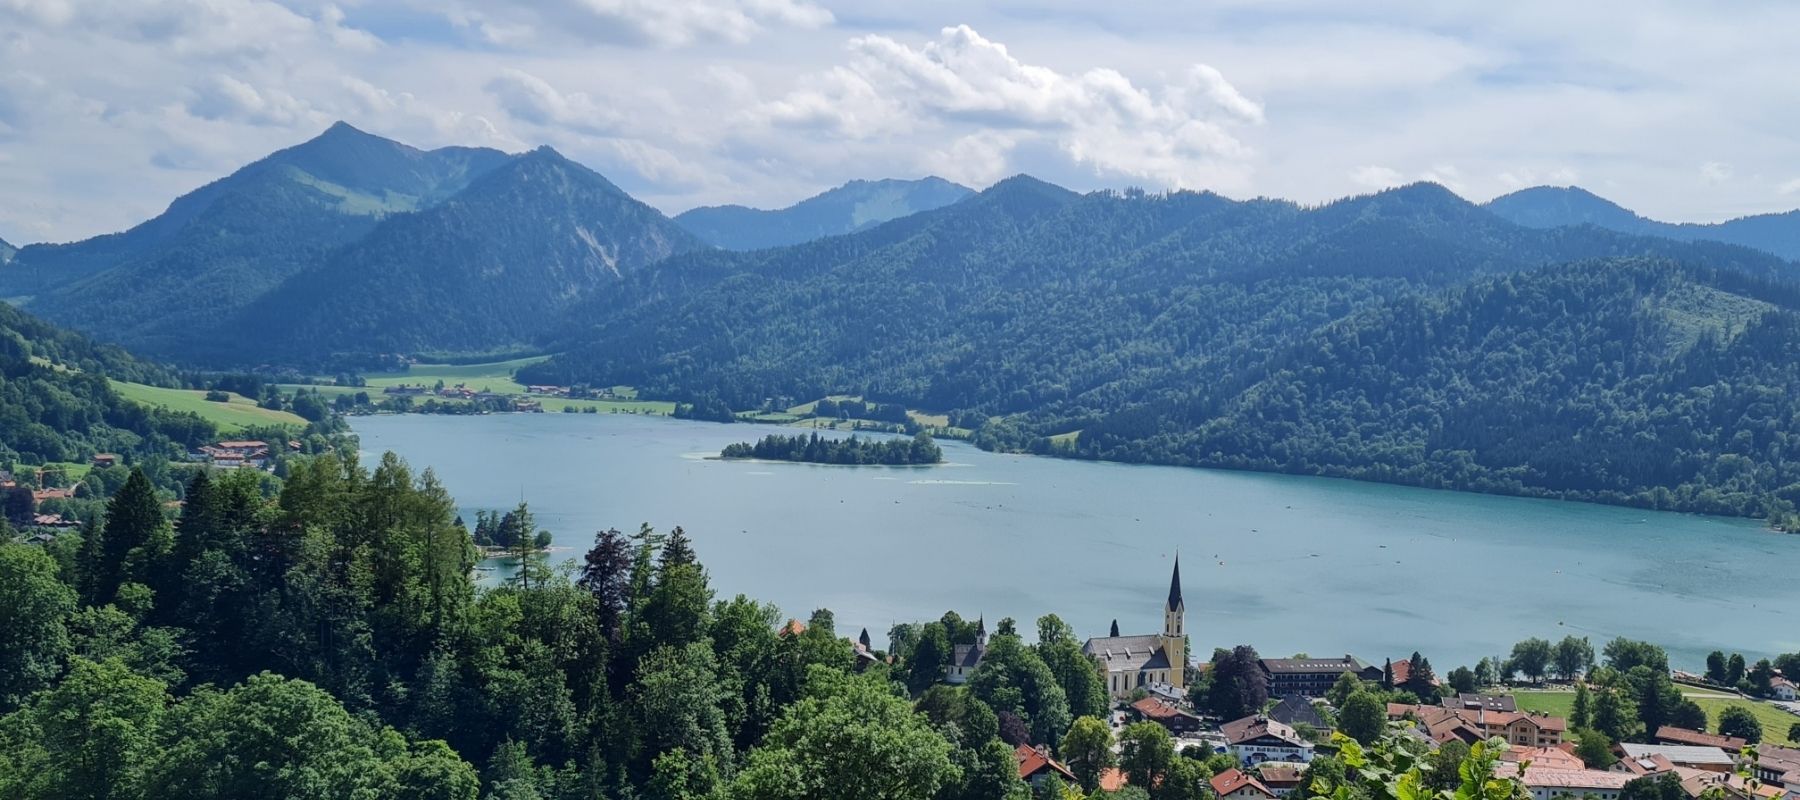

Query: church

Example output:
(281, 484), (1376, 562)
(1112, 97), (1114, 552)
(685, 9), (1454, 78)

(1081, 557), (1187, 698)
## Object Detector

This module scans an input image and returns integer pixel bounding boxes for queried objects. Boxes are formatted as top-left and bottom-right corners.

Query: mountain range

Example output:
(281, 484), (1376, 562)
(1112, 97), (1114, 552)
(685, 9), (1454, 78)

(8, 123), (1800, 522)
(1486, 185), (1800, 261)
(0, 236), (13, 264)
(674, 177), (972, 250)
(1, 122), (512, 356)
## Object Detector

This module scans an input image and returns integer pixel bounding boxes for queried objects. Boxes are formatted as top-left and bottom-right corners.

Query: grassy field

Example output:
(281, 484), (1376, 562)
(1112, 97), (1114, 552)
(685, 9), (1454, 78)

(112, 381), (307, 432)
(1514, 688), (1799, 745)
(360, 356), (552, 394)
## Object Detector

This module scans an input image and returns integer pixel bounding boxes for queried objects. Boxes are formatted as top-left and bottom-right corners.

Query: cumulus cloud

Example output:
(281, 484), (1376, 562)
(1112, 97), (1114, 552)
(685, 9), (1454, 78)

(1779, 177), (1800, 196)
(486, 69), (624, 135)
(756, 25), (1264, 190)
(443, 0), (832, 48)
(1700, 161), (1733, 184)
(189, 76), (317, 126)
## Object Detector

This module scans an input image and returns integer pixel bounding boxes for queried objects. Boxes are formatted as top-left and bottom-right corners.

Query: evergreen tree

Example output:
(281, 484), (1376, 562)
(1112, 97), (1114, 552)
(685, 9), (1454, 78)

(1571, 682), (1592, 730)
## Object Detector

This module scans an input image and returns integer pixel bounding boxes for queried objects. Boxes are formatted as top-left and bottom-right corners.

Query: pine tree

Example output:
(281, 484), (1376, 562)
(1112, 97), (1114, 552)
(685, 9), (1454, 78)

(83, 468), (167, 605)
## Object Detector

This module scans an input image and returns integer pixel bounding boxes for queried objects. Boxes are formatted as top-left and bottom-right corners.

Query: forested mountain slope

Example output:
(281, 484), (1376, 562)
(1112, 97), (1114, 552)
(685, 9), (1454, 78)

(1488, 186), (1800, 261)
(223, 147), (706, 362)
(1076, 260), (1800, 521)
(525, 180), (1800, 521)
(527, 180), (1787, 413)
(0, 236), (14, 263)
(0, 303), (215, 464)
(4, 122), (509, 355)
(675, 176), (973, 250)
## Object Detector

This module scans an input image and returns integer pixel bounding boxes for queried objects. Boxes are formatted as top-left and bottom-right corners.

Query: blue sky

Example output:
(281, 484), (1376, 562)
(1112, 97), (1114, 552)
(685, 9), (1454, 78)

(3, 0), (1799, 243)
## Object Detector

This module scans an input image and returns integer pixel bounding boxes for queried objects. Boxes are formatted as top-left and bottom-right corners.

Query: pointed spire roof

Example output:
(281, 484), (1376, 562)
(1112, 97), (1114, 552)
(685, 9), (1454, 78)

(1168, 553), (1184, 609)
(977, 615), (986, 634)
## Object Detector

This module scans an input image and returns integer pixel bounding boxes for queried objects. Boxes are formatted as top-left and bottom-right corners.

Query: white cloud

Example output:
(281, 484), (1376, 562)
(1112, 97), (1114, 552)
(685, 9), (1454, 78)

(1350, 165), (1405, 190)
(1700, 161), (1733, 184)
(923, 131), (1019, 187)
(1779, 178), (1800, 196)
(189, 76), (318, 127)
(441, 0), (833, 48)
(486, 69), (624, 135)
(755, 25), (1264, 191)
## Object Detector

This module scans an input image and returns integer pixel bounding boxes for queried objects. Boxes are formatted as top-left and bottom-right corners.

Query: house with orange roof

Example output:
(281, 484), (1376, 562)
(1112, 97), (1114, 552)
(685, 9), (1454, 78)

(1212, 768), (1278, 800)
(1014, 744), (1077, 788)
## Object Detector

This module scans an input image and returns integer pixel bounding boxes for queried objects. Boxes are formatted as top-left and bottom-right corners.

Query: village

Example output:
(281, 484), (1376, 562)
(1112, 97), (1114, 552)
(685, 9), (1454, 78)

(899, 560), (1800, 800)
(3, 438), (301, 540)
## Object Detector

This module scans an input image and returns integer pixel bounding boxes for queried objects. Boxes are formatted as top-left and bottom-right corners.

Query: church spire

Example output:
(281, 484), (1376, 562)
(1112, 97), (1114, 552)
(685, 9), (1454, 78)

(1167, 553), (1183, 611)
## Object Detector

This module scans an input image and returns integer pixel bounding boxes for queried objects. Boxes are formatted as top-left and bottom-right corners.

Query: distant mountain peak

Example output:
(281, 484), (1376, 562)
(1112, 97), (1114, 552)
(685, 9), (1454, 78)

(673, 175), (976, 250)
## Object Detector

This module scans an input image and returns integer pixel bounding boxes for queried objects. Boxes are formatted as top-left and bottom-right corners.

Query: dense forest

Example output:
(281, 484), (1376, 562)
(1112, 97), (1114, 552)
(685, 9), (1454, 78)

(8, 456), (1774, 799)
(0, 302), (217, 466)
(720, 432), (943, 465)
(0, 455), (1193, 800)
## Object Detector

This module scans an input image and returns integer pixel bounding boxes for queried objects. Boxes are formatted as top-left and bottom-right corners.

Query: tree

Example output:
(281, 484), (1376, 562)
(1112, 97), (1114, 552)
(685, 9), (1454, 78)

(1726, 653), (1747, 686)
(1061, 716), (1116, 793)
(1573, 728), (1616, 769)
(1717, 705), (1762, 744)
(1747, 659), (1775, 696)
(1401, 652), (1438, 699)
(1202, 646), (1268, 720)
(0, 657), (167, 800)
(1553, 637), (1594, 682)
(1446, 666), (1477, 695)
(81, 468), (169, 605)
(908, 622), (953, 693)
(1118, 721), (1175, 790)
(577, 527), (633, 642)
(1571, 682), (1592, 730)
(1338, 690), (1386, 744)
(1036, 614), (1075, 647)
(1705, 651), (1728, 684)
(1603, 639), (1668, 675)
(732, 667), (956, 800)
(968, 633), (1073, 746)
(1508, 638), (1552, 684)
(1424, 739), (1470, 792)
(1474, 657), (1499, 688)
(1038, 634), (1109, 722)
(1590, 673), (1643, 744)
(1619, 774), (1686, 800)
(1327, 671), (1364, 708)
(145, 672), (472, 800)
(1788, 722), (1800, 744)
(0, 543), (76, 709)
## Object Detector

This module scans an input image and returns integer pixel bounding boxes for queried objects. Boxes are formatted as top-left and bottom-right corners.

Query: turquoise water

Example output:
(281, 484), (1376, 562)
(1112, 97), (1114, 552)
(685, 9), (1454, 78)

(352, 413), (1800, 671)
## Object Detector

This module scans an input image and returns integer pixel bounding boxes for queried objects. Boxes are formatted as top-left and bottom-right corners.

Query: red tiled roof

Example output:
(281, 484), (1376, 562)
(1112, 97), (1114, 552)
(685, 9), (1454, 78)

(1132, 696), (1197, 722)
(1212, 769), (1277, 799)
(1657, 726), (1748, 750)
(1098, 768), (1128, 792)
(777, 619), (806, 637)
(1015, 745), (1077, 783)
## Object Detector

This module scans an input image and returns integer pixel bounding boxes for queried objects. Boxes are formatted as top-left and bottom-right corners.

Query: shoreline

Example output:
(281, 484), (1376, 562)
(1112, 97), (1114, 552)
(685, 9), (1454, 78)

(350, 410), (1794, 535)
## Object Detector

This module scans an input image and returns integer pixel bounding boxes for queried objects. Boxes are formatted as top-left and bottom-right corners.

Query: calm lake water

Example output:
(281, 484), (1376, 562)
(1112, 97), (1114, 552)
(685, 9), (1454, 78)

(353, 413), (1800, 672)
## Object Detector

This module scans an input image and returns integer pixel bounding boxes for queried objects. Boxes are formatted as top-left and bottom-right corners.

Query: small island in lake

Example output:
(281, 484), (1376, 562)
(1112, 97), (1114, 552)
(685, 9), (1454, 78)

(721, 431), (944, 465)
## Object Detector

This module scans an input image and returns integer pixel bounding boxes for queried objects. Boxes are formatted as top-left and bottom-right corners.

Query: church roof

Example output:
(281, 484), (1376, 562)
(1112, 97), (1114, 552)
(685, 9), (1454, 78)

(1083, 634), (1170, 673)
(1168, 555), (1183, 609)
(952, 642), (986, 669)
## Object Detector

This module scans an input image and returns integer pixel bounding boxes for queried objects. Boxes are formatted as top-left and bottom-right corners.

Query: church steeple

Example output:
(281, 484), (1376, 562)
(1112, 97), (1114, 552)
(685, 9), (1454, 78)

(1162, 554), (1186, 689)
(1167, 553), (1184, 612)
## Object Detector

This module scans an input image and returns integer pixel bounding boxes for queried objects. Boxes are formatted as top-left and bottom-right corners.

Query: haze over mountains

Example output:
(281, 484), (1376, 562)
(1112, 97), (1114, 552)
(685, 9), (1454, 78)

(1486, 186), (1800, 261)
(675, 177), (973, 250)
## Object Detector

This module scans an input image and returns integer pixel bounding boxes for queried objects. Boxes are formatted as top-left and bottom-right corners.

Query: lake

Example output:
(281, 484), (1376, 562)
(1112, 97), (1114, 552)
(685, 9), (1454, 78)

(352, 412), (1800, 672)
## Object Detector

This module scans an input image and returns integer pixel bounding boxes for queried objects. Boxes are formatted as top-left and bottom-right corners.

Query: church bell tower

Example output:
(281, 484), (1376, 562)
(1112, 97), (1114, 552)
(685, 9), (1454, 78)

(1162, 554), (1186, 688)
